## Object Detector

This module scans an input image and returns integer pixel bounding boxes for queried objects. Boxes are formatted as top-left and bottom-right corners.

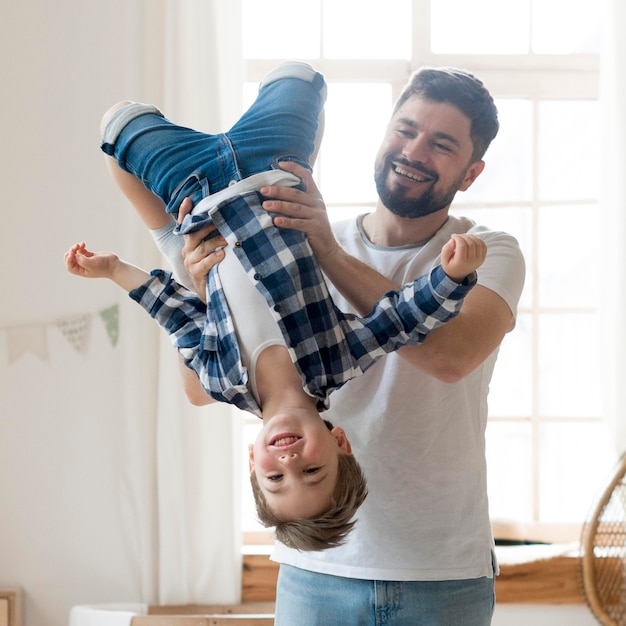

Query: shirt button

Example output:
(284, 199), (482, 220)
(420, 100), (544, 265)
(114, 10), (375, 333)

(274, 304), (281, 312)
(235, 241), (242, 247)
(254, 273), (261, 281)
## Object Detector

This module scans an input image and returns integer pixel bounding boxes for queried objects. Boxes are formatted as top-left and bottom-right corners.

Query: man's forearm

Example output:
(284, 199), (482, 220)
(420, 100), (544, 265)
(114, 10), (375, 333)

(322, 248), (513, 382)
(321, 247), (400, 315)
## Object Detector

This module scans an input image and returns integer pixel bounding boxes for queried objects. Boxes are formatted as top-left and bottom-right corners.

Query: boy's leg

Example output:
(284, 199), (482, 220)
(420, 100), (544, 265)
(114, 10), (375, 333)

(99, 63), (326, 292)
(100, 101), (190, 285)
(178, 64), (327, 231)
(100, 63), (326, 220)
(226, 62), (327, 180)
(101, 101), (191, 285)
(100, 101), (227, 217)
(101, 103), (171, 229)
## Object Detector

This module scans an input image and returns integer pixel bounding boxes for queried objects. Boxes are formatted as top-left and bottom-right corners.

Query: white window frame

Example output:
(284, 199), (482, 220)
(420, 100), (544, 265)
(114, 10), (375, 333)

(240, 0), (602, 546)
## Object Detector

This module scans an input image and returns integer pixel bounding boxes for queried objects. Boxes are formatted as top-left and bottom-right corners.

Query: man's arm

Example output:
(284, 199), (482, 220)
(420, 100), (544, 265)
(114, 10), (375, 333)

(399, 285), (514, 381)
(301, 241), (513, 381)
(259, 162), (515, 382)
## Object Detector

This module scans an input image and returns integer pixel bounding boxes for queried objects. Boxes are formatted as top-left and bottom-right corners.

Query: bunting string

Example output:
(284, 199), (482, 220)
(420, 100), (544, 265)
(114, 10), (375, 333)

(2, 304), (119, 364)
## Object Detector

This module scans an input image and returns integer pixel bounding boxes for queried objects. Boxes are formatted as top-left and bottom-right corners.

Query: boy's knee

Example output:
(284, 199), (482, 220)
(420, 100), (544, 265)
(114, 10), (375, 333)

(260, 62), (327, 103)
(99, 101), (163, 155)
(100, 100), (135, 137)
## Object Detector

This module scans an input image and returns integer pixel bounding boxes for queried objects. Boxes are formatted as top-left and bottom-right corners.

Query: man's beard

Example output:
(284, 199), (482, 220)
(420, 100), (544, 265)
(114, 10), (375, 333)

(374, 156), (464, 219)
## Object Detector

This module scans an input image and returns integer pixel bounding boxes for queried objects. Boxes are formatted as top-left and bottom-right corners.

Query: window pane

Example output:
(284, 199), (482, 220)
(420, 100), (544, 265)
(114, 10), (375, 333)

(328, 204), (371, 224)
(454, 205), (533, 310)
(461, 100), (533, 204)
(538, 100), (600, 202)
(242, 0), (321, 58)
(489, 313), (533, 417)
(532, 0), (601, 54)
(538, 204), (598, 308)
(431, 0), (530, 54)
(538, 313), (601, 418)
(321, 82), (392, 206)
(538, 422), (616, 522)
(322, 0), (411, 59)
(486, 421), (533, 521)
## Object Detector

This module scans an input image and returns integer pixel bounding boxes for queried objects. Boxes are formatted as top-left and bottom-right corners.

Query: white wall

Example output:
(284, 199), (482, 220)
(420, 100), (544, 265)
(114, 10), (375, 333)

(0, 2), (164, 625)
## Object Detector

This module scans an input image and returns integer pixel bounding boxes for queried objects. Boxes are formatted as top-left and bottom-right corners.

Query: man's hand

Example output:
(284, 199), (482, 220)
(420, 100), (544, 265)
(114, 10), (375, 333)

(260, 161), (342, 262)
(440, 234), (487, 283)
(178, 197), (227, 302)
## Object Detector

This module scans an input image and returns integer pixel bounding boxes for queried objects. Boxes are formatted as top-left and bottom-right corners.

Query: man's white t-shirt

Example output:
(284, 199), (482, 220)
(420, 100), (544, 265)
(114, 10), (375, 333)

(271, 214), (526, 581)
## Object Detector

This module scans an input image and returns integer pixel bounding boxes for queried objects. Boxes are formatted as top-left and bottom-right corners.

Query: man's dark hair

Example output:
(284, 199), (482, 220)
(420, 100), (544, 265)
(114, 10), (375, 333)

(394, 67), (499, 161)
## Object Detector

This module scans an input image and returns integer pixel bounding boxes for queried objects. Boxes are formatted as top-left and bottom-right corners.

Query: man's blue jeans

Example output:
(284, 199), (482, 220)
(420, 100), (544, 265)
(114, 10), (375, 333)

(100, 62), (326, 216)
(275, 564), (495, 626)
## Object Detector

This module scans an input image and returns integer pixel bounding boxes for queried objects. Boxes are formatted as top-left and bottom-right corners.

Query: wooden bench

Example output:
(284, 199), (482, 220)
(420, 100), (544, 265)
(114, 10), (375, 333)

(132, 603), (275, 626)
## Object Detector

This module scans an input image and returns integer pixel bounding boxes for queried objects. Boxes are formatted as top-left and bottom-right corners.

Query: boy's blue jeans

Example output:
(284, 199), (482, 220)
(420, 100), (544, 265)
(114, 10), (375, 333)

(275, 564), (495, 626)
(100, 62), (326, 216)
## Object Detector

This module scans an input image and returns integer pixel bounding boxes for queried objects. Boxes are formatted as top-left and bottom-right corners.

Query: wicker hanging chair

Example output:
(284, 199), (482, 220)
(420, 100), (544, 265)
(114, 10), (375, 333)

(580, 453), (626, 626)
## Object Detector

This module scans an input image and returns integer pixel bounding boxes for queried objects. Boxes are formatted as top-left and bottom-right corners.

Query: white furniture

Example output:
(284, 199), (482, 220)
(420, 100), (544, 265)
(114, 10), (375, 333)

(69, 604), (146, 626)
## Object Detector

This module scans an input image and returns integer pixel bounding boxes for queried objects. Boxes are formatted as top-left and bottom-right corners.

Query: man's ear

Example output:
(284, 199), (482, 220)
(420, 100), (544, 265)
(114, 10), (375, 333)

(458, 159), (485, 191)
(248, 443), (255, 473)
(331, 426), (352, 455)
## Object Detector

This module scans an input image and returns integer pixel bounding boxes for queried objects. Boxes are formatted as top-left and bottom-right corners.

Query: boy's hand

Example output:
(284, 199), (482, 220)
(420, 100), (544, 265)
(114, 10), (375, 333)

(64, 242), (120, 279)
(440, 234), (487, 283)
(65, 242), (149, 292)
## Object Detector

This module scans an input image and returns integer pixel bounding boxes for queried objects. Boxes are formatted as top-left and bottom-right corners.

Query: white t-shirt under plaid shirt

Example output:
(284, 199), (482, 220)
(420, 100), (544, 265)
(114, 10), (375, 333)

(129, 191), (476, 417)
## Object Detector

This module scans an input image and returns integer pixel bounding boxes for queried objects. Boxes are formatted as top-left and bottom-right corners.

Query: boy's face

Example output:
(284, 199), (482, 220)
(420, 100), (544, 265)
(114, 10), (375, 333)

(249, 408), (351, 521)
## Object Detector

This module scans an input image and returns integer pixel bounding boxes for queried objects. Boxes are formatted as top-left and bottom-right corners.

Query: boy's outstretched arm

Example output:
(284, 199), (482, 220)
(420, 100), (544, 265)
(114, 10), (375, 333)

(64, 242), (150, 292)
(440, 234), (487, 283)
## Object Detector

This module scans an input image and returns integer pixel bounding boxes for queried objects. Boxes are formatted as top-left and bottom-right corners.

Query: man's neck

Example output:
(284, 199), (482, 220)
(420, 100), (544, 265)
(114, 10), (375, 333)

(361, 204), (449, 248)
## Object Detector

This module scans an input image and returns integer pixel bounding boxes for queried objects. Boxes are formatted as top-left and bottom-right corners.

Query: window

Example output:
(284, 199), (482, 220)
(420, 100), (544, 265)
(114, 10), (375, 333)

(240, 0), (612, 543)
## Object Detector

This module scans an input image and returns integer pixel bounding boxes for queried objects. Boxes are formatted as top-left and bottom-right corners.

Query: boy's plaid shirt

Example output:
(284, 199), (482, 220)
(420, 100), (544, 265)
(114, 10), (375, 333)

(130, 192), (476, 417)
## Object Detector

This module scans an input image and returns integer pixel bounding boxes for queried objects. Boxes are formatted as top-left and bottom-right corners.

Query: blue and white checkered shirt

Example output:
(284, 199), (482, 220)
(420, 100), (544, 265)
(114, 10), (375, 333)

(130, 192), (476, 417)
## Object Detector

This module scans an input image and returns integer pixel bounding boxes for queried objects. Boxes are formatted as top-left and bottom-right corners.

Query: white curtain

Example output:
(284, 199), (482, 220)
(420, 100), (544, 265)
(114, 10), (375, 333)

(0, 0), (246, 620)
(600, 0), (626, 455)
(127, 0), (245, 605)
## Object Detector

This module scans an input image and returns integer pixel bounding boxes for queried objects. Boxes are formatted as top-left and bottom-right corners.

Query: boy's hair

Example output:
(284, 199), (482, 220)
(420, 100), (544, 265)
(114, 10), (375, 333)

(249, 452), (368, 551)
(394, 67), (499, 162)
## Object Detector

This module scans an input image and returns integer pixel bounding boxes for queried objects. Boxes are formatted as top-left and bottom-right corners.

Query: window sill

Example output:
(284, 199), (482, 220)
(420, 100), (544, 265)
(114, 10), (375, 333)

(241, 544), (585, 605)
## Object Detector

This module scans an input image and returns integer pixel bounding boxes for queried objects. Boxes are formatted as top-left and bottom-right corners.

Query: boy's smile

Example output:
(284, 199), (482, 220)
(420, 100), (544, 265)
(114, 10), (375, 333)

(249, 410), (352, 521)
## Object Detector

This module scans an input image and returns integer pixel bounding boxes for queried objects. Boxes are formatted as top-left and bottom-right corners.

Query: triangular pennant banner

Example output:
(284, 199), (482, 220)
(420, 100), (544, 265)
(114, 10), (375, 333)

(56, 314), (91, 353)
(99, 304), (119, 347)
(7, 324), (48, 364)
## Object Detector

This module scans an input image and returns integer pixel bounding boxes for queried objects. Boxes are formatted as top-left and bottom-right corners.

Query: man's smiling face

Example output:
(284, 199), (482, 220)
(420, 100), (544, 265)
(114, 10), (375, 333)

(374, 96), (484, 219)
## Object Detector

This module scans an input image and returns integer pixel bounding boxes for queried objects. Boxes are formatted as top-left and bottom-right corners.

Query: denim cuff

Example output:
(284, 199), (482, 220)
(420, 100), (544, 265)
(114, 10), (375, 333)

(259, 61), (327, 106)
(100, 102), (163, 154)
